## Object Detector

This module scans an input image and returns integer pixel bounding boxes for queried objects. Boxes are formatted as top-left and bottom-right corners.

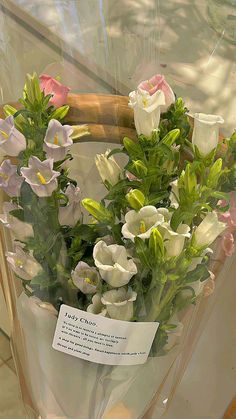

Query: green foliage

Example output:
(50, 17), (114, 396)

(134, 237), (152, 269)
(159, 98), (190, 147)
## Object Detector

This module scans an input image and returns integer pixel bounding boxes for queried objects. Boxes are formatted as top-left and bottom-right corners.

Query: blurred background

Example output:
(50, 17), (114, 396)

(0, 1), (236, 418)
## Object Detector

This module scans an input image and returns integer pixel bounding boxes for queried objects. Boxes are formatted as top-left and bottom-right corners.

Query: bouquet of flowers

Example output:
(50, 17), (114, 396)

(0, 73), (236, 419)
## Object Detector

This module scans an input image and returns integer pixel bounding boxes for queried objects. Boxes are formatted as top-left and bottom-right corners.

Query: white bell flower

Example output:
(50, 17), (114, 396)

(169, 179), (179, 209)
(161, 222), (190, 258)
(71, 261), (100, 294)
(192, 113), (224, 156)
(122, 205), (164, 242)
(193, 212), (226, 248)
(129, 89), (165, 137)
(93, 240), (137, 287)
(87, 294), (107, 316)
(95, 150), (122, 185)
(58, 184), (81, 227)
(101, 287), (137, 321)
(6, 246), (42, 281)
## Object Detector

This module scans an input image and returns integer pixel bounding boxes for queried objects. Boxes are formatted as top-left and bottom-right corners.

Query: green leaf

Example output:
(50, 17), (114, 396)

(170, 209), (194, 230)
(159, 143), (173, 160)
(211, 191), (230, 201)
(14, 109), (35, 119)
(150, 328), (168, 356)
(148, 191), (169, 205)
(185, 263), (210, 284)
(161, 323), (178, 331)
(9, 209), (25, 222)
(174, 287), (195, 311)
(104, 179), (139, 200)
(30, 273), (52, 290)
(107, 148), (123, 158)
(71, 224), (97, 242)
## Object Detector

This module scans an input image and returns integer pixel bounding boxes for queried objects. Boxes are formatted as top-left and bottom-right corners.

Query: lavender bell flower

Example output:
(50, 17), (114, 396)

(21, 156), (60, 197)
(0, 159), (23, 197)
(43, 119), (73, 161)
(0, 202), (33, 241)
(72, 261), (100, 294)
(6, 246), (42, 281)
(58, 184), (81, 227)
(0, 116), (26, 156)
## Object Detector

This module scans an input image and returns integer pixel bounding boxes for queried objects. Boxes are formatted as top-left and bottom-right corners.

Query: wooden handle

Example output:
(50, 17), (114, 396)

(66, 93), (136, 143)
(67, 93), (134, 127)
(0, 93), (136, 144)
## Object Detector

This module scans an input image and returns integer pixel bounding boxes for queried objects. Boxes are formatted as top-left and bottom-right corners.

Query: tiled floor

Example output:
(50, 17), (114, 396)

(0, 330), (27, 419)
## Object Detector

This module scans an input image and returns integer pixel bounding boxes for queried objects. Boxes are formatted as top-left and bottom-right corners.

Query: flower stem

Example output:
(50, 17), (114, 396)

(145, 282), (177, 322)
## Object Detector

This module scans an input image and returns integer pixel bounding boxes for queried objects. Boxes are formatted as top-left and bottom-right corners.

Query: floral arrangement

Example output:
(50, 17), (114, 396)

(1, 72), (236, 356)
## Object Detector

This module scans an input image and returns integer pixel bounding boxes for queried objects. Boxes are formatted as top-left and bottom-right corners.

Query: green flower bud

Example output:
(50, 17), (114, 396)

(25, 72), (42, 104)
(123, 137), (143, 159)
(149, 227), (164, 263)
(3, 104), (17, 117)
(131, 160), (148, 177)
(3, 105), (24, 130)
(161, 128), (180, 146)
(207, 158), (222, 188)
(82, 198), (113, 223)
(126, 189), (145, 210)
(182, 164), (197, 196)
(49, 105), (70, 121)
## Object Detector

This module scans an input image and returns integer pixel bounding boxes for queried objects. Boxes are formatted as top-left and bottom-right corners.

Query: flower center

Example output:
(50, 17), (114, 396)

(36, 172), (47, 185)
(53, 134), (59, 145)
(15, 258), (23, 268)
(139, 220), (147, 234)
(0, 130), (9, 140)
(0, 172), (9, 180)
(147, 80), (154, 88)
(84, 277), (96, 286)
(142, 97), (148, 108)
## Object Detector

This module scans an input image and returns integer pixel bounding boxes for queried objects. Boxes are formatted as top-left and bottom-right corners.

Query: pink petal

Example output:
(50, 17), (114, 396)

(221, 232), (235, 257)
(138, 74), (175, 110)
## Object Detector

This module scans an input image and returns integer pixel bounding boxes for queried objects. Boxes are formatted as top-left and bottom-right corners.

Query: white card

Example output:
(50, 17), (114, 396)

(52, 304), (159, 366)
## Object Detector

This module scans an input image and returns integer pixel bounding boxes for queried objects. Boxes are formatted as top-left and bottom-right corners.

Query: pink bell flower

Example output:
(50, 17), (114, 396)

(39, 74), (70, 108)
(138, 74), (175, 112)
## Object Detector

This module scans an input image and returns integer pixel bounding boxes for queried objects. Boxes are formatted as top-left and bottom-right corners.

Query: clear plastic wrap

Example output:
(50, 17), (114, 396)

(0, 2), (235, 419)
